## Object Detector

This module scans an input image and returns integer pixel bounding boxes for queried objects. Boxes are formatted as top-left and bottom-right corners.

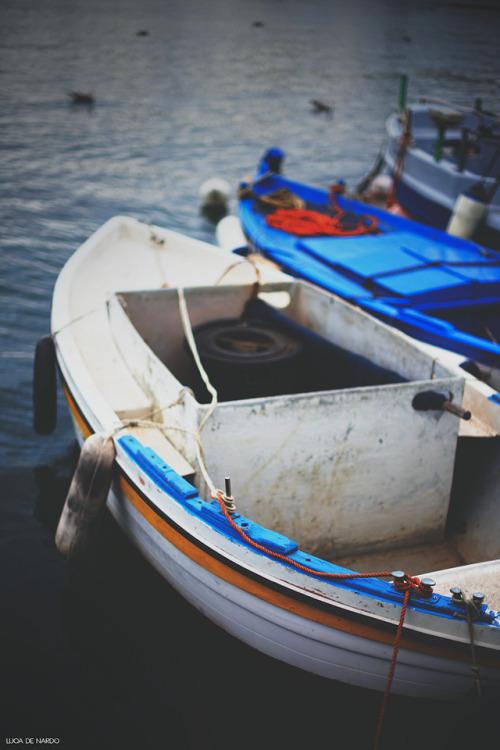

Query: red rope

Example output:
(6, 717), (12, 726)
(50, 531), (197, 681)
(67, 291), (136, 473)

(213, 492), (434, 749)
(213, 491), (391, 581)
(264, 184), (378, 237)
(373, 588), (410, 750)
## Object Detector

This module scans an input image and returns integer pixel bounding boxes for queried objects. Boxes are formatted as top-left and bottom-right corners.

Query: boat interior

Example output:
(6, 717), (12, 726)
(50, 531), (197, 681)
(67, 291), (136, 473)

(108, 280), (500, 608)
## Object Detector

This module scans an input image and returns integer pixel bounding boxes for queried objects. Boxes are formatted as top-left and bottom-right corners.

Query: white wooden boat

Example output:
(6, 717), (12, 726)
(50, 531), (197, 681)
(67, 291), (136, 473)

(36, 216), (500, 704)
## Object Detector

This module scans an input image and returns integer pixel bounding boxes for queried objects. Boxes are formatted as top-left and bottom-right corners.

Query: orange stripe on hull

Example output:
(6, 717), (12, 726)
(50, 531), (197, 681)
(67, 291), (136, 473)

(60, 378), (500, 671)
(60, 378), (92, 438)
(119, 475), (500, 669)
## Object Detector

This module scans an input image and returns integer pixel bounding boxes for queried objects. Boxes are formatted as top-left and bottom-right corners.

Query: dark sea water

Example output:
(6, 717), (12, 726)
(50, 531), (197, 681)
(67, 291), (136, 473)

(1, 1), (499, 748)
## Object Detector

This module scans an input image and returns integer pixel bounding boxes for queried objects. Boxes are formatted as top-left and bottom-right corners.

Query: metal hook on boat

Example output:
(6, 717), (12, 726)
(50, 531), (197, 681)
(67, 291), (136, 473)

(450, 588), (489, 619)
(449, 588), (488, 701)
(143, 221), (165, 245)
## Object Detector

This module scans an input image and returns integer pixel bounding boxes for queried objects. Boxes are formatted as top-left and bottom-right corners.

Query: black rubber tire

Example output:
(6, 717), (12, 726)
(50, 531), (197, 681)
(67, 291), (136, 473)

(193, 318), (301, 365)
(188, 318), (303, 401)
(33, 335), (57, 435)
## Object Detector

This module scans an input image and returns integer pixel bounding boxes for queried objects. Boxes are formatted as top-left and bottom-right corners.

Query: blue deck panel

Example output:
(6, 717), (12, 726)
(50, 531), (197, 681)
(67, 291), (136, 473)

(446, 263), (500, 284)
(298, 234), (424, 279)
(376, 265), (476, 302)
(402, 238), (497, 266)
(264, 242), (374, 300)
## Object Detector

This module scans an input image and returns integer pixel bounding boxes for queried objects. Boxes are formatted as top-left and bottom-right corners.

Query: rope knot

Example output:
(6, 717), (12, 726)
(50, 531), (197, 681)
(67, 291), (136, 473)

(211, 479), (236, 515)
(392, 571), (435, 598)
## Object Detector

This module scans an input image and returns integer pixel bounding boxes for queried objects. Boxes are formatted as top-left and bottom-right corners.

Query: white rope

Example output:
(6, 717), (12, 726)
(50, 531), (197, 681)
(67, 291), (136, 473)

(117, 418), (215, 493)
(51, 302), (105, 338)
(214, 255), (262, 287)
(94, 287), (227, 495)
(177, 287), (218, 428)
(177, 286), (218, 492)
(66, 256), (265, 495)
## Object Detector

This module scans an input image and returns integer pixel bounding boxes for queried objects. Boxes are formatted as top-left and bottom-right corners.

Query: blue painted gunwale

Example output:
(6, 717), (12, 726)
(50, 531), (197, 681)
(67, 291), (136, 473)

(237, 152), (500, 370)
(117, 434), (497, 626)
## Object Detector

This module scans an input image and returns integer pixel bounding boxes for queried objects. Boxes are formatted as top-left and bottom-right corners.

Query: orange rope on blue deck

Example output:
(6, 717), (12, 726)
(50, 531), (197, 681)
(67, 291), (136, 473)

(265, 184), (378, 236)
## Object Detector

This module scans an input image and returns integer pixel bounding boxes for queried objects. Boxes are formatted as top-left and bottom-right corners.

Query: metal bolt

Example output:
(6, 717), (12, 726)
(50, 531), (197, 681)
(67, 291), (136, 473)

(223, 476), (236, 514)
(392, 571), (406, 582)
(420, 578), (436, 588)
(450, 587), (463, 602)
(473, 592), (485, 607)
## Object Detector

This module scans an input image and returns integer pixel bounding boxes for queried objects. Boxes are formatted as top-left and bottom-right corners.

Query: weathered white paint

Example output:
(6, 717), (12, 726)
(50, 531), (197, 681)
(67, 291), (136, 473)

(203, 380), (462, 557)
(108, 282), (466, 557)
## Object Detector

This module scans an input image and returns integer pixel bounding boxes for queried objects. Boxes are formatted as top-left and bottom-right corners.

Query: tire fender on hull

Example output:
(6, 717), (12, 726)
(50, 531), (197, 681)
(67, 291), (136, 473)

(33, 335), (57, 435)
(56, 432), (115, 561)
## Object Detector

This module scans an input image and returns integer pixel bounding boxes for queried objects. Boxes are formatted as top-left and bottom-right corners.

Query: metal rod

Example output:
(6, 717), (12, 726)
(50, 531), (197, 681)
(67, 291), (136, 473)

(442, 400), (471, 420)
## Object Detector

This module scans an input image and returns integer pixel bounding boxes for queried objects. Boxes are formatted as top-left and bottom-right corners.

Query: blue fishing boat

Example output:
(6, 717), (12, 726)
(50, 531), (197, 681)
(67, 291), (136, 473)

(235, 148), (500, 387)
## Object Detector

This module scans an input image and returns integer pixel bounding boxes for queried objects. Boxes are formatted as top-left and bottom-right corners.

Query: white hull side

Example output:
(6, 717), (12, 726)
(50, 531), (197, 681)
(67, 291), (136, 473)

(105, 471), (496, 702)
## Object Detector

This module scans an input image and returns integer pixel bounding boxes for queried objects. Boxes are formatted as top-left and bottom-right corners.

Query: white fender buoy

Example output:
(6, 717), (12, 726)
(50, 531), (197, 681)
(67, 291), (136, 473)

(55, 432), (115, 561)
(216, 214), (248, 254)
(199, 177), (231, 208)
(33, 335), (57, 435)
(446, 191), (488, 240)
(199, 177), (231, 222)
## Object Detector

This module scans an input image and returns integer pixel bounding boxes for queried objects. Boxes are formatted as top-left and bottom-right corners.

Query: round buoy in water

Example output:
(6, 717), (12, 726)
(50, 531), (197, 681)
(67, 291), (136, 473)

(33, 335), (57, 435)
(199, 177), (231, 207)
(199, 177), (231, 222)
(55, 432), (115, 561)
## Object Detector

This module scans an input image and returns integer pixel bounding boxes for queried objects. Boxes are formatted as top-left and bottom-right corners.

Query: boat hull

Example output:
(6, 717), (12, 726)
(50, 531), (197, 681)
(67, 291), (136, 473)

(49, 216), (500, 703)
(58, 362), (500, 703)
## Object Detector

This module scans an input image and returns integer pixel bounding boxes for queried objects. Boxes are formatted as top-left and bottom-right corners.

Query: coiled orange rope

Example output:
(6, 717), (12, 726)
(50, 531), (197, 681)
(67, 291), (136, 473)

(265, 184), (378, 237)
